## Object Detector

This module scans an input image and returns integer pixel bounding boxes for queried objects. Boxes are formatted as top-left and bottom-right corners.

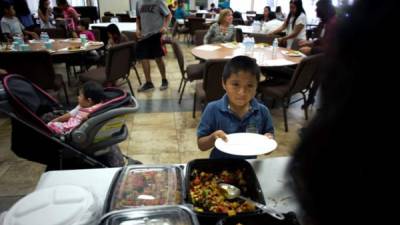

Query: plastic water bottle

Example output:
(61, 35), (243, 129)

(272, 38), (278, 59)
(250, 37), (255, 51)
(40, 32), (49, 42)
(243, 35), (251, 54)
(80, 33), (88, 46)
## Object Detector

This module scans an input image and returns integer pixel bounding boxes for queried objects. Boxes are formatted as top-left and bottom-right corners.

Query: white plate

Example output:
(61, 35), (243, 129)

(281, 50), (304, 57)
(215, 133), (278, 156)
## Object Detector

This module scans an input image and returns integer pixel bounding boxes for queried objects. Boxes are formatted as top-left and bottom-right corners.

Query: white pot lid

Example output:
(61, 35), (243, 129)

(4, 185), (99, 225)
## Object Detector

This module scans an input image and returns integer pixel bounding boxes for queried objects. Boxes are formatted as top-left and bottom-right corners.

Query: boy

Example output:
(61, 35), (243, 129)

(197, 56), (274, 159)
(0, 2), (38, 41)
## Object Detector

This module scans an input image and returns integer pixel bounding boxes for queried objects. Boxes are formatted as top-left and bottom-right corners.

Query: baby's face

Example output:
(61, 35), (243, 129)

(223, 71), (258, 109)
(78, 92), (92, 108)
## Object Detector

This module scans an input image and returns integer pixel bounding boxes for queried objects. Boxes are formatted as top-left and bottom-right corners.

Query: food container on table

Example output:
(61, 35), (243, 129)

(99, 205), (199, 225)
(185, 158), (265, 225)
(105, 165), (184, 213)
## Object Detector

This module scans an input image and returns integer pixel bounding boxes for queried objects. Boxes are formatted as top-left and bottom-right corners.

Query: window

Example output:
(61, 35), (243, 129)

(230, 0), (252, 13)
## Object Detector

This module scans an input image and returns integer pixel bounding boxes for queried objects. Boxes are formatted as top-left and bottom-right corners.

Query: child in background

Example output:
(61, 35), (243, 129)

(75, 20), (95, 41)
(105, 23), (128, 49)
(197, 56), (274, 159)
(47, 81), (105, 134)
(56, 0), (80, 34)
(0, 2), (39, 41)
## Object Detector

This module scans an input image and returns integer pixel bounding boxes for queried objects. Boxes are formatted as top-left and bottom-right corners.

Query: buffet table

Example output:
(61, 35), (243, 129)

(35, 157), (300, 219)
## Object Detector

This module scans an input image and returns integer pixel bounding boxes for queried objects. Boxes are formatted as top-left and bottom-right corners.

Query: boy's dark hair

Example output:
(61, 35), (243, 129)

(78, 20), (89, 30)
(81, 81), (105, 104)
(222, 56), (260, 83)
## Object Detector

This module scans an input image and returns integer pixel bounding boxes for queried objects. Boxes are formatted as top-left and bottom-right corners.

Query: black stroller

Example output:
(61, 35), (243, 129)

(0, 74), (139, 170)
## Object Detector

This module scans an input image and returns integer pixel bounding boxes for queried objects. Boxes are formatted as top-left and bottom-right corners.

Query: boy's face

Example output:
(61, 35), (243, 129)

(222, 71), (258, 109)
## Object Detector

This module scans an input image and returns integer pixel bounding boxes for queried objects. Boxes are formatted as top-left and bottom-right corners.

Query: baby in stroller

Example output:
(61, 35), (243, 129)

(0, 74), (140, 170)
(47, 81), (105, 134)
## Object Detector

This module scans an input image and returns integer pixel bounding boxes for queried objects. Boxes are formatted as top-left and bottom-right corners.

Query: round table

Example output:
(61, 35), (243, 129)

(191, 43), (304, 67)
(28, 38), (104, 55)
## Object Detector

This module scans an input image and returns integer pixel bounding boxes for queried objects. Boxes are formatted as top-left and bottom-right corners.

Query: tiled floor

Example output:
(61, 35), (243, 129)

(0, 41), (316, 212)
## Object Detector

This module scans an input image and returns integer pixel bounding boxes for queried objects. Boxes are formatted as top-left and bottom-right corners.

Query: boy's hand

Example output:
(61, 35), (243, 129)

(213, 130), (228, 142)
(264, 132), (274, 139)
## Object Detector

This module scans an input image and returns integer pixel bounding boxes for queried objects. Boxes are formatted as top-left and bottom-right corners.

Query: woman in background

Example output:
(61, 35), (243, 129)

(38, 0), (55, 28)
(270, 0), (306, 48)
(203, 9), (235, 44)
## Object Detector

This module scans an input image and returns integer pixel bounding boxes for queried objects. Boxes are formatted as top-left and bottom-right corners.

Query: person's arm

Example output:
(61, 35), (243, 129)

(51, 112), (71, 122)
(203, 23), (215, 44)
(136, 16), (142, 38)
(69, 7), (80, 22)
(198, 130), (228, 151)
(270, 20), (287, 35)
(161, 12), (172, 33)
(38, 9), (49, 23)
(23, 29), (39, 39)
(0, 68), (7, 75)
(279, 23), (304, 42)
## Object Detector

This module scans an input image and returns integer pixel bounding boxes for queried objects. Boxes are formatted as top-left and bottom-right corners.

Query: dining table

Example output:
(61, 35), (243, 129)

(191, 43), (305, 67)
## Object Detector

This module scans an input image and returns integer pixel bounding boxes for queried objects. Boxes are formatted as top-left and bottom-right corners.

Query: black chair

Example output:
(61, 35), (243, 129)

(193, 59), (228, 118)
(0, 51), (69, 104)
(170, 40), (205, 104)
(79, 41), (136, 96)
(259, 54), (324, 131)
(121, 31), (142, 85)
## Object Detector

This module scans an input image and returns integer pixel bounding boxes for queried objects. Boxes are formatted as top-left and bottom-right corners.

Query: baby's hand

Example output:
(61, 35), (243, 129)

(264, 132), (274, 139)
(213, 130), (228, 142)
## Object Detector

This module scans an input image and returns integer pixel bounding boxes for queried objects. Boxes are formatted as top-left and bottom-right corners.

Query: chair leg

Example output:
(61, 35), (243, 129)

(62, 81), (69, 105)
(66, 65), (72, 86)
(178, 80), (187, 104)
(302, 92), (309, 120)
(178, 77), (184, 93)
(126, 78), (135, 97)
(132, 65), (142, 85)
(283, 98), (289, 132)
(193, 91), (197, 118)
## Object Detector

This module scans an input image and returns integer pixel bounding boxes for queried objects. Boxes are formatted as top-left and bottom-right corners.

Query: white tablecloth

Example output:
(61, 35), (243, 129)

(36, 157), (299, 215)
(89, 22), (136, 32)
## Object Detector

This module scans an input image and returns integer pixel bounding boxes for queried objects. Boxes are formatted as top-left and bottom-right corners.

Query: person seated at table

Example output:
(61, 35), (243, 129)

(0, 2), (39, 41)
(270, 0), (307, 49)
(74, 20), (96, 41)
(255, 6), (276, 23)
(105, 23), (128, 49)
(203, 9), (236, 44)
(38, 0), (55, 28)
(298, 0), (336, 55)
(197, 56), (274, 159)
(47, 81), (105, 135)
(275, 6), (286, 21)
(208, 3), (219, 13)
(56, 0), (80, 34)
(174, 1), (187, 20)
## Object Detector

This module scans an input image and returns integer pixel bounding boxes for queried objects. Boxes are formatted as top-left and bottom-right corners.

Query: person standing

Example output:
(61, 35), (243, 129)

(136, 0), (172, 92)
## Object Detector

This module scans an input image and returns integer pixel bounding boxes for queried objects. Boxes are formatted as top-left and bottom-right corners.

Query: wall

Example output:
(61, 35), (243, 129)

(98, 0), (130, 16)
